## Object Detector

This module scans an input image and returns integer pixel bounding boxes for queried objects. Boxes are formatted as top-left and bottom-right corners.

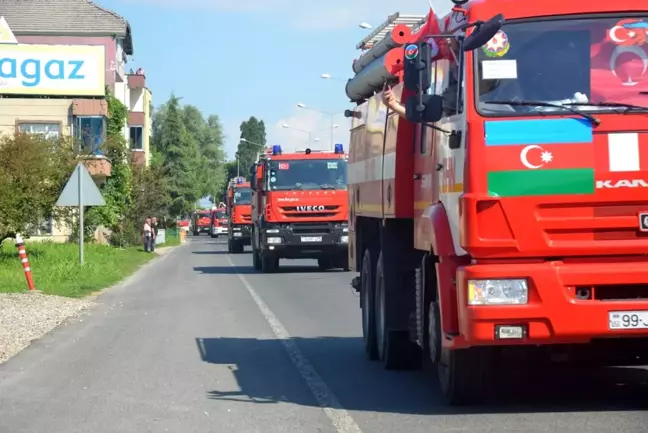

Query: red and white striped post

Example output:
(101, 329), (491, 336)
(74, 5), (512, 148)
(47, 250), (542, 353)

(15, 234), (35, 291)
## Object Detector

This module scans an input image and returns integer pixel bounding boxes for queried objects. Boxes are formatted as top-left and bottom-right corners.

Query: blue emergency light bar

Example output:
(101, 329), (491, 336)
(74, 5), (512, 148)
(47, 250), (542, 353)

(272, 145), (282, 155)
(334, 144), (344, 154)
(236, 177), (243, 184)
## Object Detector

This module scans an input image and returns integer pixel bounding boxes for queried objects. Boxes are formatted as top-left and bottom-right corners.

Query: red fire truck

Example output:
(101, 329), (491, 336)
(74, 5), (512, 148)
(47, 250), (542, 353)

(210, 204), (228, 238)
(346, 0), (648, 405)
(250, 145), (349, 273)
(192, 209), (211, 236)
(226, 178), (252, 253)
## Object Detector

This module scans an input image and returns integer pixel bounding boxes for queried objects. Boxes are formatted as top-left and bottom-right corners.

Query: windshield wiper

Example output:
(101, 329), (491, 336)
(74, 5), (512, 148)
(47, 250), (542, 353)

(319, 184), (337, 190)
(486, 100), (600, 125)
(564, 101), (648, 113)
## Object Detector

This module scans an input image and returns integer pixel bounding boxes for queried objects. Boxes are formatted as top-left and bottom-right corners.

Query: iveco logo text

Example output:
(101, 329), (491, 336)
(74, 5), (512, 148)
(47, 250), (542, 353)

(597, 179), (648, 188)
(296, 205), (325, 211)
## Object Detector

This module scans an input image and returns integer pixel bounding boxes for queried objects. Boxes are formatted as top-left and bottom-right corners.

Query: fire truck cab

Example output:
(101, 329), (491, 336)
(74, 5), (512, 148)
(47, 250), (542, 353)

(250, 145), (349, 273)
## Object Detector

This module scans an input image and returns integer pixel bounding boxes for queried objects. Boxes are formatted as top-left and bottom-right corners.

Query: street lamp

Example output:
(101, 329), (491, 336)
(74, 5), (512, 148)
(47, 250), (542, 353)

(359, 22), (372, 29)
(320, 73), (347, 82)
(296, 103), (343, 150)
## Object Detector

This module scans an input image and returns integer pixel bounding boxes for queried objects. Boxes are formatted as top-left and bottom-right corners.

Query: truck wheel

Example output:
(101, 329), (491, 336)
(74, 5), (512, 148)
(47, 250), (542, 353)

(252, 249), (262, 270)
(227, 239), (233, 253)
(375, 251), (420, 370)
(193, 231), (198, 236)
(361, 249), (378, 360)
(317, 257), (334, 271)
(438, 347), (493, 406)
(334, 254), (350, 271)
(233, 242), (244, 254)
(261, 253), (279, 273)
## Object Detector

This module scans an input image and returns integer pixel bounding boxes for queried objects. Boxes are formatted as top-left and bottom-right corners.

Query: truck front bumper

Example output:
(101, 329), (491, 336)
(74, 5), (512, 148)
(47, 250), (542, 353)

(230, 224), (252, 244)
(261, 222), (348, 259)
(457, 259), (648, 346)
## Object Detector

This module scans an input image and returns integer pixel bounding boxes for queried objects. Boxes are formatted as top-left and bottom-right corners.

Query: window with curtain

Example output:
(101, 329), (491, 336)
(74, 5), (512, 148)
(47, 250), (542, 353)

(18, 122), (61, 139)
(74, 116), (105, 154)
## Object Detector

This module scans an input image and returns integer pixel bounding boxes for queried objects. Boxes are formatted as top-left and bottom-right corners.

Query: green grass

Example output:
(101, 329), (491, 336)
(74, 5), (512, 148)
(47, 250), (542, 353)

(0, 241), (156, 297)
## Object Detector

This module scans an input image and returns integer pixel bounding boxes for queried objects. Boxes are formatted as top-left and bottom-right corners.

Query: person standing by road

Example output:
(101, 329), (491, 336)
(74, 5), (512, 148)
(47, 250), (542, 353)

(143, 217), (152, 252)
(150, 217), (158, 252)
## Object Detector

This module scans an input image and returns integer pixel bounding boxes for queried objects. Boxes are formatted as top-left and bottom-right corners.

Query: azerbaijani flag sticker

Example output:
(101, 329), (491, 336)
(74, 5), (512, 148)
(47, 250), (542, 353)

(405, 44), (419, 59)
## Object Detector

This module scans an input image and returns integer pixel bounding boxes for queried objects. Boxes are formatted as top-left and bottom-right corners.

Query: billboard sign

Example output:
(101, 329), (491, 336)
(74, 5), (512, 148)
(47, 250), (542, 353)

(0, 44), (105, 96)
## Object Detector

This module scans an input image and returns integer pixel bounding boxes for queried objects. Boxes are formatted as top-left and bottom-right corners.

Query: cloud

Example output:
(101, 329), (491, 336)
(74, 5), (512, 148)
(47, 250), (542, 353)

(268, 107), (350, 153)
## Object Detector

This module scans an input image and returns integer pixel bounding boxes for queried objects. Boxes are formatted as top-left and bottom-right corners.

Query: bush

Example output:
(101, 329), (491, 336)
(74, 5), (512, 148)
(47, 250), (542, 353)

(0, 134), (78, 242)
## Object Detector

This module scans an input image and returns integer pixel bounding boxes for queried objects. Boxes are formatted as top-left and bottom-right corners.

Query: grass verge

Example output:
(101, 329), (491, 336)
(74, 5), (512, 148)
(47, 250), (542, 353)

(0, 241), (155, 297)
(157, 231), (180, 247)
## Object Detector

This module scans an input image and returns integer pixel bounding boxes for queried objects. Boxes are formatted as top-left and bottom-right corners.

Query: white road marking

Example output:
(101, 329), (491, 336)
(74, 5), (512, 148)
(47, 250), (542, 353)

(227, 256), (363, 433)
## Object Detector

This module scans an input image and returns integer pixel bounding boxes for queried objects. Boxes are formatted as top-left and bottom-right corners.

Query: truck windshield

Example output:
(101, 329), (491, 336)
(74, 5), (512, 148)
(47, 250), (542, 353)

(268, 159), (348, 191)
(475, 16), (648, 115)
(233, 187), (252, 204)
(215, 211), (226, 219)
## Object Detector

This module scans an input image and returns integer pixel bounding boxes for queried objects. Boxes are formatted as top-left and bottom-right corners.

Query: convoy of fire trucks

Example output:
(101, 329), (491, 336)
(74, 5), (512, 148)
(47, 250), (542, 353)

(340, 0), (648, 406)
(225, 177), (253, 253)
(191, 209), (211, 236)
(248, 145), (349, 273)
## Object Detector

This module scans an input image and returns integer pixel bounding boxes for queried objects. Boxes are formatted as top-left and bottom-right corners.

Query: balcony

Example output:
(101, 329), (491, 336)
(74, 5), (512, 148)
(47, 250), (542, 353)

(127, 72), (146, 89)
(83, 155), (111, 179)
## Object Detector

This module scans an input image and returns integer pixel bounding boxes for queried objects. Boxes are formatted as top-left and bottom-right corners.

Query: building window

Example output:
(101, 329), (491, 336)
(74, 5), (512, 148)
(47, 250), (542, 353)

(74, 116), (105, 154)
(129, 125), (143, 149)
(18, 122), (60, 139)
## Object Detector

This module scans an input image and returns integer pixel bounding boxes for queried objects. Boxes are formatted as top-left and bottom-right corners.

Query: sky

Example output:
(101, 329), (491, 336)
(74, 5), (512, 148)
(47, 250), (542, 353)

(102, 0), (454, 159)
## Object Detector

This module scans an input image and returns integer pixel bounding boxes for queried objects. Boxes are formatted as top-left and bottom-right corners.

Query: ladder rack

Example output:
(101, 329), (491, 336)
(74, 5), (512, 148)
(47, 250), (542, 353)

(356, 12), (428, 50)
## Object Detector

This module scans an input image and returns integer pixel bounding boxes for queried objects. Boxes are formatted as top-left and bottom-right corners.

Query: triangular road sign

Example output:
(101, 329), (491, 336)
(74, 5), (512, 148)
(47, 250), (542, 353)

(56, 163), (105, 206)
(0, 17), (17, 44)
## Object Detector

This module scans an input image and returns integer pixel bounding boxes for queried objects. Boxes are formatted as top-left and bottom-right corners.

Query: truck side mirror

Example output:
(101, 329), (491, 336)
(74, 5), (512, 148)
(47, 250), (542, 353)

(249, 163), (257, 190)
(405, 94), (443, 123)
(403, 42), (432, 93)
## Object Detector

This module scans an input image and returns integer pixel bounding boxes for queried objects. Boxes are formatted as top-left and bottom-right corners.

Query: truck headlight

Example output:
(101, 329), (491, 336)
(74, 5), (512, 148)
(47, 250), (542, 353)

(267, 237), (282, 244)
(467, 279), (528, 305)
(340, 235), (348, 243)
(342, 227), (348, 233)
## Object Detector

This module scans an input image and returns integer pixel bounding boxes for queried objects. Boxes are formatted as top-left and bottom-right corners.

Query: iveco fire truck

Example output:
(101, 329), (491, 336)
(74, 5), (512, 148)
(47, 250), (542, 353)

(250, 145), (349, 273)
(346, 0), (648, 405)
(210, 204), (228, 238)
(226, 177), (252, 253)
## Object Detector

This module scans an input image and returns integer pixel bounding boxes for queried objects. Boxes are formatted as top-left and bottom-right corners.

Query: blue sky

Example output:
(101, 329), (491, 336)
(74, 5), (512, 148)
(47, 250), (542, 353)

(102, 0), (452, 159)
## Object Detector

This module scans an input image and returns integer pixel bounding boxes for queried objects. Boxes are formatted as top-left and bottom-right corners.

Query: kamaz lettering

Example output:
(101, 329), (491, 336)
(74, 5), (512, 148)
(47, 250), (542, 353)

(296, 205), (325, 211)
(0, 58), (85, 87)
(596, 179), (648, 188)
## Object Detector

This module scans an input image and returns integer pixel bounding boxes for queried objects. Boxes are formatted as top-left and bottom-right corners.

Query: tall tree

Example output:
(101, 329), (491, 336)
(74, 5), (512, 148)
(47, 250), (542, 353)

(159, 95), (201, 217)
(237, 116), (266, 178)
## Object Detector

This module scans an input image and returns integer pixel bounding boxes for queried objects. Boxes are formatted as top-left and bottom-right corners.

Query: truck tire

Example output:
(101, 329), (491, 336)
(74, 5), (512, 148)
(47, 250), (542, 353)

(193, 231), (198, 236)
(261, 253), (279, 273)
(438, 347), (493, 406)
(227, 239), (233, 253)
(334, 254), (350, 271)
(317, 257), (334, 271)
(252, 249), (262, 270)
(375, 250), (420, 370)
(233, 242), (244, 254)
(361, 249), (378, 360)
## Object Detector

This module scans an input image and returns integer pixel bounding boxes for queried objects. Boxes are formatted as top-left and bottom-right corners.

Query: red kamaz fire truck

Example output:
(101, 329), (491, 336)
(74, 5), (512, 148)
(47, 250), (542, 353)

(346, 0), (648, 405)
(226, 178), (252, 253)
(250, 145), (349, 273)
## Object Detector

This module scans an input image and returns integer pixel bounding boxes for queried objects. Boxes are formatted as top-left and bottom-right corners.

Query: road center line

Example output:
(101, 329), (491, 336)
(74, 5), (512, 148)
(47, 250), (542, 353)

(227, 256), (362, 433)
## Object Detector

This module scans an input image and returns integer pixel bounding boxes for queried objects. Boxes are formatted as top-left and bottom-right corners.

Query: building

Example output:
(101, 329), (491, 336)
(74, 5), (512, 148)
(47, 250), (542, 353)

(0, 0), (153, 240)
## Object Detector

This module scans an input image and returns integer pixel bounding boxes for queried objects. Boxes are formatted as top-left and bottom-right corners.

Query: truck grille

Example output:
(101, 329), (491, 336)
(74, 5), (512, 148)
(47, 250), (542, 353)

(279, 205), (341, 218)
(289, 222), (334, 235)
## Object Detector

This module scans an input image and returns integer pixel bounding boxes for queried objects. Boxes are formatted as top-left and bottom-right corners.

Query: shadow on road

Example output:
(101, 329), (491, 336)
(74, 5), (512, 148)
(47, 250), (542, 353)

(192, 251), (231, 255)
(196, 336), (648, 415)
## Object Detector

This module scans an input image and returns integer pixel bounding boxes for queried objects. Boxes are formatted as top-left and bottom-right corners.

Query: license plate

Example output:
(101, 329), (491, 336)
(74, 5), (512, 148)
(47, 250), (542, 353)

(233, 232), (242, 237)
(609, 311), (648, 329)
(301, 236), (322, 242)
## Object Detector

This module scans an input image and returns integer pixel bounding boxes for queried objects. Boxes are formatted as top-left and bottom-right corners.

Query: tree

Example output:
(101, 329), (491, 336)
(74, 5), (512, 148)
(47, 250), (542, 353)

(158, 95), (202, 217)
(237, 117), (266, 178)
(0, 134), (77, 242)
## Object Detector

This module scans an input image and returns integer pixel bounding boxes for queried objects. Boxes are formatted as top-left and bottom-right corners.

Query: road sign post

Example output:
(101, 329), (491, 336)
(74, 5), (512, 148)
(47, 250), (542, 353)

(56, 163), (106, 265)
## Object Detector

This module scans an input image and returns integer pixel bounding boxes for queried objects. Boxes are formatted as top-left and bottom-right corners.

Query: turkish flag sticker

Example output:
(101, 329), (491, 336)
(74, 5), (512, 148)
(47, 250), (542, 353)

(278, 163), (289, 170)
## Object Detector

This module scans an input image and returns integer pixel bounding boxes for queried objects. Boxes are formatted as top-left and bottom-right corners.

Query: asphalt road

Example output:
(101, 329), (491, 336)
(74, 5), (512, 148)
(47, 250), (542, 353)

(1, 236), (648, 432)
